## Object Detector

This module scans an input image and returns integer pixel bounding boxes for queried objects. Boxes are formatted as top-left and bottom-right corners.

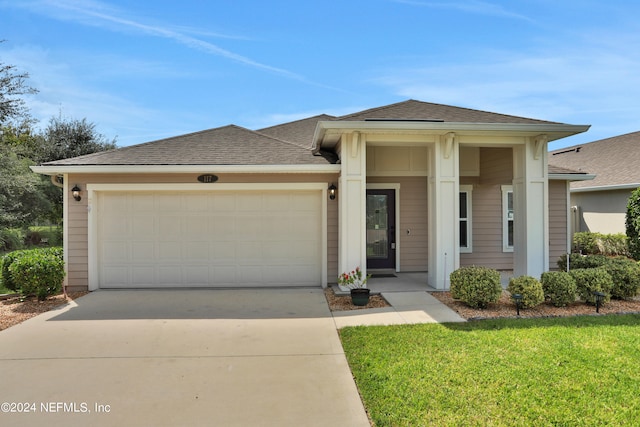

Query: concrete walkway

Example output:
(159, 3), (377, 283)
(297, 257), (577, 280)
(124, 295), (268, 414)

(0, 289), (370, 427)
(332, 291), (465, 328)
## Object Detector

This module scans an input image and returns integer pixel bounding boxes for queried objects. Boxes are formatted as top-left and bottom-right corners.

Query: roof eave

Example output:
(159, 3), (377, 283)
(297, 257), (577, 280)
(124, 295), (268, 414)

(30, 164), (342, 175)
(549, 173), (596, 182)
(312, 121), (590, 150)
(571, 182), (640, 192)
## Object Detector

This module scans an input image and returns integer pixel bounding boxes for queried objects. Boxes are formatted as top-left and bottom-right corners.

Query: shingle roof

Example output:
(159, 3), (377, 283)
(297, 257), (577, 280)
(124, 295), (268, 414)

(258, 114), (336, 148)
(42, 125), (334, 166)
(41, 99), (574, 167)
(548, 131), (640, 189)
(338, 99), (560, 124)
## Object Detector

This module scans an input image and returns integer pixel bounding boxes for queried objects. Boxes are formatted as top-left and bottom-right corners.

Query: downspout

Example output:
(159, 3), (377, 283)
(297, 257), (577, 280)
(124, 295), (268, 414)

(50, 174), (64, 188)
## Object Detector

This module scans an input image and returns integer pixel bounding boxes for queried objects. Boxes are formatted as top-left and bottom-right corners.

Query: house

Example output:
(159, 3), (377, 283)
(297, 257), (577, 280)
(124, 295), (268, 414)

(549, 131), (640, 235)
(32, 100), (591, 292)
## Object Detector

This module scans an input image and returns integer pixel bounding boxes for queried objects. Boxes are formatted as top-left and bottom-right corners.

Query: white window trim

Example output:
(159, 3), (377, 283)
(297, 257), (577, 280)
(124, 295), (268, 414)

(460, 185), (473, 253)
(502, 185), (514, 253)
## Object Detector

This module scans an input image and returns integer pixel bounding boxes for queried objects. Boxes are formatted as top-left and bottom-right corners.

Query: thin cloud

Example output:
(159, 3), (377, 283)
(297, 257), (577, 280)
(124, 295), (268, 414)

(5, 0), (313, 83)
(392, 0), (535, 22)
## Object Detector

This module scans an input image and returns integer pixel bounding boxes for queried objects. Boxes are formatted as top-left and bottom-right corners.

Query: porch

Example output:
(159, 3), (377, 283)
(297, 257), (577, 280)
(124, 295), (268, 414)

(332, 271), (513, 295)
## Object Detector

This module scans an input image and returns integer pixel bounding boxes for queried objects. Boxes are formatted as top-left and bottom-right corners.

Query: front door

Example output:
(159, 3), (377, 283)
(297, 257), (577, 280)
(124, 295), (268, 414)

(366, 189), (396, 269)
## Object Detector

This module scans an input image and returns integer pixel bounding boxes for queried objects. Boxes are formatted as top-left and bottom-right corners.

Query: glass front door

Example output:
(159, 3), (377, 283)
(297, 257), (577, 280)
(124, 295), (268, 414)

(366, 189), (396, 269)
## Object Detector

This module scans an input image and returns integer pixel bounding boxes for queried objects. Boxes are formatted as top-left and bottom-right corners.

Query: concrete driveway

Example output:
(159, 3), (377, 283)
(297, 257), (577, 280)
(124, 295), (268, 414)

(0, 289), (370, 427)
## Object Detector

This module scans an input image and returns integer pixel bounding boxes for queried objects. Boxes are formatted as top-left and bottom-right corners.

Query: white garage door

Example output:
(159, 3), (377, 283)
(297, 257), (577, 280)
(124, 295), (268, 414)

(97, 190), (322, 288)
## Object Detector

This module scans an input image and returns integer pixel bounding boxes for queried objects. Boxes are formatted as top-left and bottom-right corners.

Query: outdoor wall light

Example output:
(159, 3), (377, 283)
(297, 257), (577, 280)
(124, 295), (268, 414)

(593, 291), (605, 313)
(328, 184), (337, 200)
(71, 185), (82, 202)
(512, 293), (523, 316)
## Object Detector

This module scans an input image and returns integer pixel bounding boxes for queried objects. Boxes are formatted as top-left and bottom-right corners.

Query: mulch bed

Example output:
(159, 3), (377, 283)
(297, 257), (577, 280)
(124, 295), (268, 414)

(324, 287), (391, 312)
(431, 291), (640, 320)
(0, 292), (87, 331)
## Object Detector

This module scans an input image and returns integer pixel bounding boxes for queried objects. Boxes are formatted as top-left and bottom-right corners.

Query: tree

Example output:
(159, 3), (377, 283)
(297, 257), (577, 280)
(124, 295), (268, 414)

(0, 54), (38, 125)
(626, 187), (640, 260)
(0, 142), (50, 229)
(42, 116), (116, 163)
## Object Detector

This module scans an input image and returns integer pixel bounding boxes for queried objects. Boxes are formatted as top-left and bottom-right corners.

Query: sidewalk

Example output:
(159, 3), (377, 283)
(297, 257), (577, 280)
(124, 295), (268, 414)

(331, 291), (466, 328)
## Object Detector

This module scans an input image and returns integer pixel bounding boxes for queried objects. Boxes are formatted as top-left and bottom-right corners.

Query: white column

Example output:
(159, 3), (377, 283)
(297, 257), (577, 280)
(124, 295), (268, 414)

(338, 132), (367, 275)
(513, 135), (549, 278)
(427, 133), (459, 289)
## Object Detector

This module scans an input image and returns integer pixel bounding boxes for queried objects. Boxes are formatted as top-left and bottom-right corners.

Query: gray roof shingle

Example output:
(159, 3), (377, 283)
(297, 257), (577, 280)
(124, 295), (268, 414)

(41, 99), (573, 167)
(548, 131), (640, 189)
(42, 125), (334, 166)
(338, 99), (560, 124)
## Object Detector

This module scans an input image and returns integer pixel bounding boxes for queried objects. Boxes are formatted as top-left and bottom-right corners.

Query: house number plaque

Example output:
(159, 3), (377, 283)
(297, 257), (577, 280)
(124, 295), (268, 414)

(197, 174), (218, 183)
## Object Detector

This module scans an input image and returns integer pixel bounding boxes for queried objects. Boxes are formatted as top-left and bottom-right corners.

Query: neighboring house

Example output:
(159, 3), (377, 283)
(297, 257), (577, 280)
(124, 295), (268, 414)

(32, 100), (591, 292)
(549, 131), (640, 235)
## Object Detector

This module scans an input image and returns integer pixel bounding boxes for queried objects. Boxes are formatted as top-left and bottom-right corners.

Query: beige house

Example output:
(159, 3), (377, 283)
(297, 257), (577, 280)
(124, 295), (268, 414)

(32, 100), (590, 292)
(549, 131), (640, 235)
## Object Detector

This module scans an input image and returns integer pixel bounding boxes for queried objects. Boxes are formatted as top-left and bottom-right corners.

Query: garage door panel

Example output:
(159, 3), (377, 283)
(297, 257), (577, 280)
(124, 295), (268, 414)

(98, 190), (322, 288)
(132, 242), (154, 261)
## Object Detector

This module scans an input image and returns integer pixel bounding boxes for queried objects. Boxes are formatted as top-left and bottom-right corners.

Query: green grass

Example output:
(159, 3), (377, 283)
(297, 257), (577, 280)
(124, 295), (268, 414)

(340, 315), (640, 426)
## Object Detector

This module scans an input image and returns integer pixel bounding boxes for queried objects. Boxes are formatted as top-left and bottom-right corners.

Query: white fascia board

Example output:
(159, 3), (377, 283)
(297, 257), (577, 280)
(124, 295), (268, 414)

(312, 120), (590, 149)
(30, 164), (341, 175)
(571, 182), (640, 192)
(549, 173), (596, 181)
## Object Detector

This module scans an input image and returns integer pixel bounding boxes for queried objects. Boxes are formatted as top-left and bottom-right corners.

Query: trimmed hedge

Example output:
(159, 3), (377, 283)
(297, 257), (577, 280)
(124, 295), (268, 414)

(449, 266), (502, 309)
(604, 260), (640, 300)
(540, 271), (577, 307)
(507, 276), (544, 308)
(573, 232), (628, 256)
(570, 268), (614, 305)
(1, 247), (64, 297)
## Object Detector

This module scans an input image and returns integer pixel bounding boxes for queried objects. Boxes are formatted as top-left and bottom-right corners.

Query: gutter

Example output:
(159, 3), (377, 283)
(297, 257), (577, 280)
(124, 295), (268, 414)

(571, 182), (640, 192)
(549, 173), (596, 182)
(31, 164), (342, 175)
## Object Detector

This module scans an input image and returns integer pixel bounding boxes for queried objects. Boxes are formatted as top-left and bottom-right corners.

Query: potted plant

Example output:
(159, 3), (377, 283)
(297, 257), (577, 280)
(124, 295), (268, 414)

(337, 267), (372, 306)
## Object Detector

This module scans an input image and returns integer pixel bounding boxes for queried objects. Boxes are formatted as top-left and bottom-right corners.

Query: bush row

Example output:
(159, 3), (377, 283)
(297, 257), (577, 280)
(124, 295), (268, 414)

(1, 247), (65, 300)
(0, 227), (63, 252)
(449, 260), (640, 310)
(572, 232), (629, 257)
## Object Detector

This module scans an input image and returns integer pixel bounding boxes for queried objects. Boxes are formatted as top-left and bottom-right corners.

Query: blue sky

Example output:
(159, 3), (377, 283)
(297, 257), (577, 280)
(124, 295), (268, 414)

(1, 0), (639, 150)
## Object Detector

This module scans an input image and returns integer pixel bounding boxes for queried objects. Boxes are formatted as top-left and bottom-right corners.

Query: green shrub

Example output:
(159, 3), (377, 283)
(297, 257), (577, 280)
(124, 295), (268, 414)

(449, 266), (502, 309)
(573, 232), (629, 257)
(0, 228), (25, 252)
(507, 276), (544, 308)
(1, 249), (28, 291)
(1, 247), (63, 294)
(626, 187), (640, 260)
(557, 253), (610, 271)
(573, 232), (600, 255)
(570, 268), (614, 305)
(540, 271), (577, 307)
(8, 249), (65, 300)
(603, 260), (640, 300)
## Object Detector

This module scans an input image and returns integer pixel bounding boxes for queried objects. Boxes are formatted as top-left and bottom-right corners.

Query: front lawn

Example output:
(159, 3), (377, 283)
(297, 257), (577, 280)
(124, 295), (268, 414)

(340, 315), (640, 426)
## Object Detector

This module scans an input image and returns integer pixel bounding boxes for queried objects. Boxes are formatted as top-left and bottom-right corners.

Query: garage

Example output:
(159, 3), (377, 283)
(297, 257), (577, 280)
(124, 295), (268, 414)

(92, 188), (324, 288)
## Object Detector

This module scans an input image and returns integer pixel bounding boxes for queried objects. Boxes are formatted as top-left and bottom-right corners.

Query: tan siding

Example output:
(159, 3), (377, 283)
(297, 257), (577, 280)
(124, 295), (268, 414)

(367, 176), (428, 271)
(549, 180), (569, 270)
(460, 148), (514, 270)
(66, 173), (339, 291)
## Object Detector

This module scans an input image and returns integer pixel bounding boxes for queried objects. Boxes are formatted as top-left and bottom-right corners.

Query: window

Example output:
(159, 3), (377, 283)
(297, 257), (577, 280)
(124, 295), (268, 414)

(502, 185), (514, 252)
(459, 185), (472, 253)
